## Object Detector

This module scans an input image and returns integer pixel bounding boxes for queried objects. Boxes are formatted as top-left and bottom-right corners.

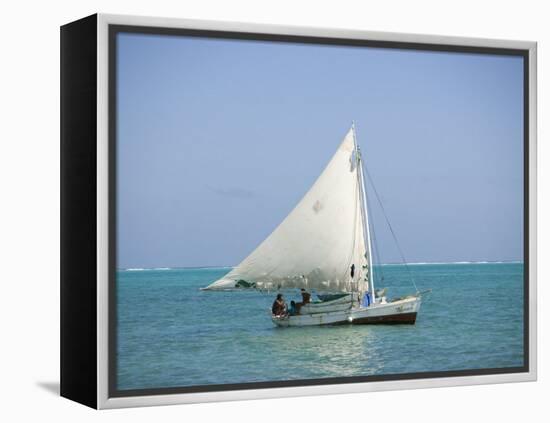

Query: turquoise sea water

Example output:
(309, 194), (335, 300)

(117, 263), (524, 390)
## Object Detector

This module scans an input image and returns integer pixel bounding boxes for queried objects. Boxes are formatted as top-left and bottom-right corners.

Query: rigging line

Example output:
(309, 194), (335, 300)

(359, 153), (384, 285)
(359, 155), (384, 286)
(340, 161), (361, 293)
(354, 147), (373, 296)
(368, 209), (385, 286)
(362, 163), (419, 294)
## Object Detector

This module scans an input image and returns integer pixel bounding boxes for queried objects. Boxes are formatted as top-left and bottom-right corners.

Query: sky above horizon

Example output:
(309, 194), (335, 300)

(116, 32), (524, 269)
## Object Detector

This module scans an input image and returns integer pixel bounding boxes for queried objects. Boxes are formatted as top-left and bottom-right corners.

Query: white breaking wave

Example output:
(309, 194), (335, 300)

(190, 266), (234, 270)
(122, 266), (234, 272)
(381, 260), (522, 266)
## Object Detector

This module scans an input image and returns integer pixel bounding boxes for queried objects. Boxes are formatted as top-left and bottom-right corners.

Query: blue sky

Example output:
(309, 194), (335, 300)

(116, 33), (524, 269)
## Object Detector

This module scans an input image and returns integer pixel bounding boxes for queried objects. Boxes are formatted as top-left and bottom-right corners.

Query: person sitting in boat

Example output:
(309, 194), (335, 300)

(272, 293), (287, 317)
(288, 300), (297, 316)
(300, 288), (311, 304)
(294, 288), (311, 314)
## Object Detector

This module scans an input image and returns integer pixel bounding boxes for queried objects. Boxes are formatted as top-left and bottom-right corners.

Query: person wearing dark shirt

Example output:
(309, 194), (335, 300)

(271, 293), (287, 317)
(295, 288), (311, 314)
(300, 288), (311, 304)
(289, 300), (297, 316)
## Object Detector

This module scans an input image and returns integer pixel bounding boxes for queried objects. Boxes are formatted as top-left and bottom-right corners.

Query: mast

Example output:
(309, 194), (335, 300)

(352, 122), (376, 302)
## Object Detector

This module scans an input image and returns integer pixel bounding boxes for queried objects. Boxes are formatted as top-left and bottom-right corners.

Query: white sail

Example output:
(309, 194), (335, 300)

(204, 128), (370, 293)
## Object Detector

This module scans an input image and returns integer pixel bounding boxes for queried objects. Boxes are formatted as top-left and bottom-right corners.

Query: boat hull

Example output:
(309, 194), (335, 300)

(272, 295), (421, 327)
(298, 294), (353, 314)
(351, 311), (416, 324)
(272, 310), (350, 327)
(349, 296), (420, 325)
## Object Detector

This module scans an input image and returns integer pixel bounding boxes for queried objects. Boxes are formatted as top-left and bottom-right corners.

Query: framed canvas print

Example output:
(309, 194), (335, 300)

(60, 13), (537, 409)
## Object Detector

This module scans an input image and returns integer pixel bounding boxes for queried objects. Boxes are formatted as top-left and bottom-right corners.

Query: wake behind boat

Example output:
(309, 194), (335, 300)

(203, 124), (427, 327)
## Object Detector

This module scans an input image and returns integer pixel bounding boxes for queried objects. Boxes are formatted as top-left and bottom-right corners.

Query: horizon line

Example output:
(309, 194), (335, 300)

(118, 259), (524, 271)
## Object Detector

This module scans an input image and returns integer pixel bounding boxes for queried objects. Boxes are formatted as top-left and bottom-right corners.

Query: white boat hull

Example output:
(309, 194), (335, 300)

(272, 295), (421, 327)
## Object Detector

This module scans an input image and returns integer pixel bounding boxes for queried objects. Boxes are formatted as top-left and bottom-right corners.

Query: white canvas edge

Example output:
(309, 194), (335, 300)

(96, 13), (537, 409)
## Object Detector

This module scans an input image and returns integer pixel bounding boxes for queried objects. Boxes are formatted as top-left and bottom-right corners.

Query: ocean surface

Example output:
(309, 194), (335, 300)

(117, 262), (524, 390)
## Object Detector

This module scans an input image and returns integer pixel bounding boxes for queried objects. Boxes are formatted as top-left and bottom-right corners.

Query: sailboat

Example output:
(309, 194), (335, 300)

(203, 124), (424, 327)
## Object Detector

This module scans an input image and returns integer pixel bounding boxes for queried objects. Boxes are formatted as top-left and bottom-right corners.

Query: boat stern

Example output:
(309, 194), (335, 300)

(350, 295), (421, 324)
